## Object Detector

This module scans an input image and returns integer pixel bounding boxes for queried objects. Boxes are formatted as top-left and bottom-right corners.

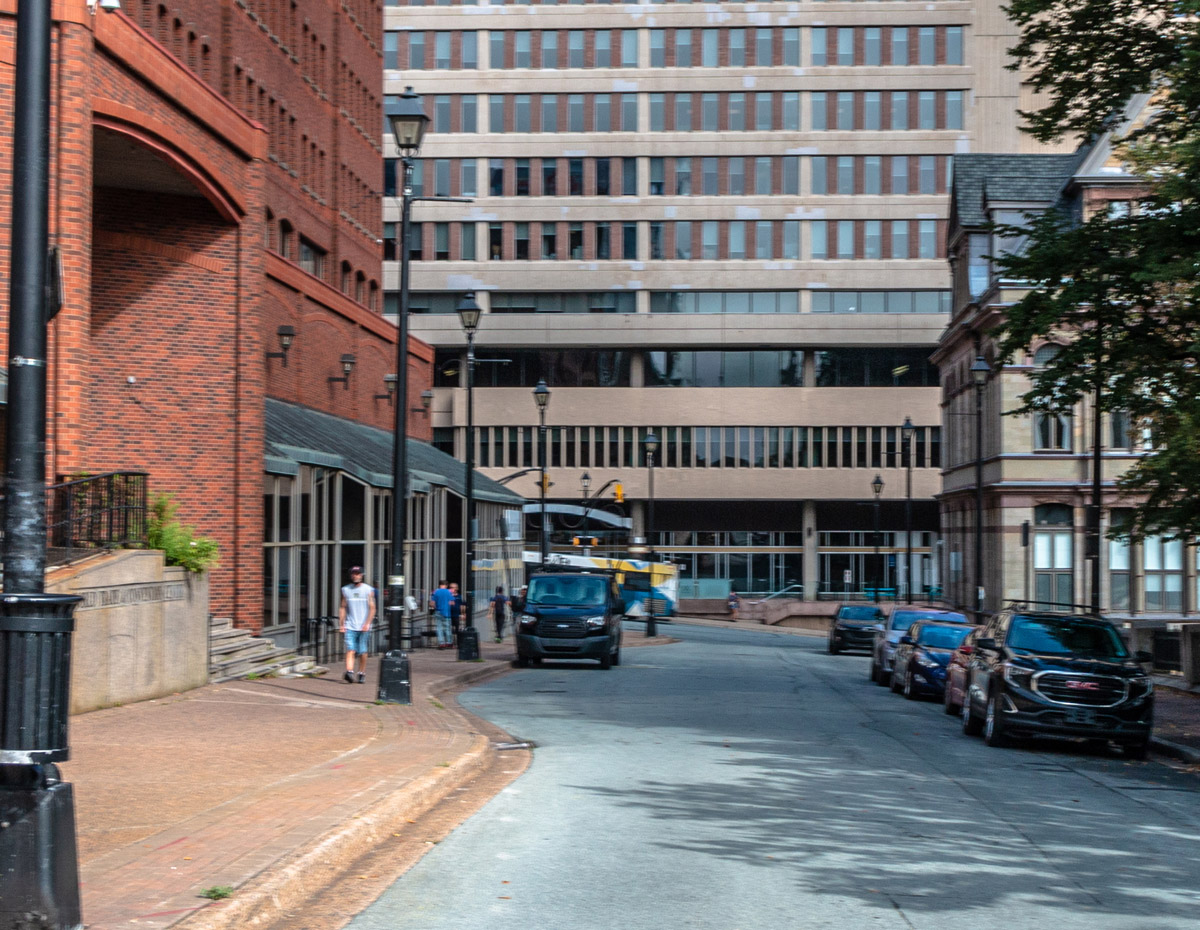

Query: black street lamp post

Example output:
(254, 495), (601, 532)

(971, 355), (991, 621)
(871, 474), (884, 604)
(378, 89), (428, 703)
(456, 294), (483, 660)
(644, 433), (659, 637)
(534, 380), (550, 566)
(901, 416), (914, 602)
(0, 2), (84, 925)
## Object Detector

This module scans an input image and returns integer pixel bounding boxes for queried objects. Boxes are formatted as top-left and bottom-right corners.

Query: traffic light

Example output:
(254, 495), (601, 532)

(614, 482), (624, 503)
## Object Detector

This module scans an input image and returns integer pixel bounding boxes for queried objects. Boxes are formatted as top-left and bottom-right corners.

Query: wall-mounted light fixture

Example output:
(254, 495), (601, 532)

(328, 353), (356, 389)
(416, 388), (433, 415)
(375, 374), (398, 405)
(266, 325), (296, 367)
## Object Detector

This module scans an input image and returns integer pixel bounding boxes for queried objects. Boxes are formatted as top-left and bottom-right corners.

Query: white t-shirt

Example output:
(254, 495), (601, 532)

(341, 583), (374, 631)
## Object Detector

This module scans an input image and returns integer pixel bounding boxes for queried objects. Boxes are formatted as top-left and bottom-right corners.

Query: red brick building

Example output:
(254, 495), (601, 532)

(0, 0), (438, 634)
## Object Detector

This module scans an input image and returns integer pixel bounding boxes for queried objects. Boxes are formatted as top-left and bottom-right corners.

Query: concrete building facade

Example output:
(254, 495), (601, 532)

(385, 0), (1046, 600)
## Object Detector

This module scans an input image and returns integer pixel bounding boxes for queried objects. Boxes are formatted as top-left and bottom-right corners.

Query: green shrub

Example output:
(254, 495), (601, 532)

(146, 494), (220, 574)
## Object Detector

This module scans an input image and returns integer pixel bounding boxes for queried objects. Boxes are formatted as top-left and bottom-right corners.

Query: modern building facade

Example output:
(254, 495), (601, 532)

(385, 0), (1049, 599)
(0, 1), (508, 642)
(938, 101), (1194, 665)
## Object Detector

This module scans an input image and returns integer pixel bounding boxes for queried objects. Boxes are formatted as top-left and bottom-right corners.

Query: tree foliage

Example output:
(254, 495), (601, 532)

(146, 493), (220, 574)
(994, 0), (1200, 539)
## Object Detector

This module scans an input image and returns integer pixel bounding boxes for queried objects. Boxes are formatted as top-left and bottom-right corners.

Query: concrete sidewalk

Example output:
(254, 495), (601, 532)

(61, 616), (1200, 930)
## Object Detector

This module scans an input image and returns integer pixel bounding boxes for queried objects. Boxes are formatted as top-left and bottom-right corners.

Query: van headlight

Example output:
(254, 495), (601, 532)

(584, 615), (606, 629)
(518, 614), (538, 630)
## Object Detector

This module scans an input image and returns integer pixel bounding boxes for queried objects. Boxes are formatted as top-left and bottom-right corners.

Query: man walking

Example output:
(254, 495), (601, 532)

(430, 580), (454, 649)
(339, 566), (377, 683)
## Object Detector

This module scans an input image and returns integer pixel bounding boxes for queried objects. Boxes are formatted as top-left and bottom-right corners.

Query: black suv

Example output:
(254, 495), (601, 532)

(960, 609), (1154, 757)
(828, 604), (886, 654)
(514, 570), (625, 669)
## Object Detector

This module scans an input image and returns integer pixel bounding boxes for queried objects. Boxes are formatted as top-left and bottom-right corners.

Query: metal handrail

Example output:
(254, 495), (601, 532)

(46, 471), (149, 565)
(757, 583), (805, 602)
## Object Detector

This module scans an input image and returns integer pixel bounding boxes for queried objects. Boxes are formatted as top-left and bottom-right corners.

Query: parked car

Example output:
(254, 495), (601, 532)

(890, 621), (974, 700)
(870, 607), (970, 686)
(942, 627), (981, 717)
(514, 569), (624, 669)
(959, 609), (1154, 757)
(828, 604), (886, 654)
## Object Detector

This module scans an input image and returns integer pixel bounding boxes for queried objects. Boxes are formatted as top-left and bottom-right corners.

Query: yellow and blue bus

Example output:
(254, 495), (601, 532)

(522, 552), (678, 618)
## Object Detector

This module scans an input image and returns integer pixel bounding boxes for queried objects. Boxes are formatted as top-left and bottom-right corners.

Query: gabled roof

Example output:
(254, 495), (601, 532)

(951, 153), (1083, 230)
(264, 398), (525, 506)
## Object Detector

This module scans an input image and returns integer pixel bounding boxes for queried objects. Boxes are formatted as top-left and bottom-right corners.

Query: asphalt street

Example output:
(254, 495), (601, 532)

(346, 623), (1200, 930)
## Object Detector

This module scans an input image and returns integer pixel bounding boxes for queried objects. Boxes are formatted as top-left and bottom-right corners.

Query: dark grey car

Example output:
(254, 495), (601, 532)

(870, 607), (969, 686)
(828, 604), (886, 654)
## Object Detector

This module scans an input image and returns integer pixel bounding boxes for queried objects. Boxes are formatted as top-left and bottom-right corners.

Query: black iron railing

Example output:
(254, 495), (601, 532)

(47, 472), (148, 565)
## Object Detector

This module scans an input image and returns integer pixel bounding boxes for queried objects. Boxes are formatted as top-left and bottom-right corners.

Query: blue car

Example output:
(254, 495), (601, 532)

(890, 621), (974, 700)
(870, 607), (969, 687)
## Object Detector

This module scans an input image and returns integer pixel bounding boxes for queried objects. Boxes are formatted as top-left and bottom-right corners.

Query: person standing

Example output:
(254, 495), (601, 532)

(339, 566), (377, 683)
(489, 586), (510, 643)
(727, 590), (740, 621)
(429, 580), (454, 649)
(449, 582), (463, 637)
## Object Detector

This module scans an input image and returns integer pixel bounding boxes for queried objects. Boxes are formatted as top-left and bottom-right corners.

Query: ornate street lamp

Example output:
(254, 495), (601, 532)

(456, 294), (483, 659)
(901, 415), (915, 602)
(533, 380), (550, 566)
(971, 355), (991, 620)
(871, 474), (884, 604)
(644, 433), (660, 637)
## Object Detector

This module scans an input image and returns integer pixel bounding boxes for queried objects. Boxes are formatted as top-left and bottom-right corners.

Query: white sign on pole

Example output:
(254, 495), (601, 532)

(842, 569), (852, 585)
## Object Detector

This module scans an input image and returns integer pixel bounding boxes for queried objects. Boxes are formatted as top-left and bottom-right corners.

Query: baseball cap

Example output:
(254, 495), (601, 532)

(349, 565), (363, 574)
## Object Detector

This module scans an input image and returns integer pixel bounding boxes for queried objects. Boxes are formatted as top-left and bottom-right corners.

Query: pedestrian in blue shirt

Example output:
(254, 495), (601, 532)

(430, 580), (454, 649)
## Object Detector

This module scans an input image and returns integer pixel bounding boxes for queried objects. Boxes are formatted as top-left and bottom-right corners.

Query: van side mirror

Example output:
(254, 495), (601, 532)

(1135, 650), (1153, 664)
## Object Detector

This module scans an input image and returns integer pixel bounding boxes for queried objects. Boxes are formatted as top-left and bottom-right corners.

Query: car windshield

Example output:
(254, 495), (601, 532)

(917, 625), (971, 649)
(891, 610), (966, 631)
(839, 607), (881, 622)
(526, 575), (607, 607)
(1006, 616), (1130, 659)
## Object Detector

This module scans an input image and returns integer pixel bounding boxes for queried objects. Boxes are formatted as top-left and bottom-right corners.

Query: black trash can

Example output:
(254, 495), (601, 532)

(377, 650), (411, 704)
(457, 626), (480, 661)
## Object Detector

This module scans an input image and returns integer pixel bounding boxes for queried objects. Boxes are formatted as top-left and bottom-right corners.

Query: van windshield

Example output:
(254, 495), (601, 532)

(526, 575), (607, 607)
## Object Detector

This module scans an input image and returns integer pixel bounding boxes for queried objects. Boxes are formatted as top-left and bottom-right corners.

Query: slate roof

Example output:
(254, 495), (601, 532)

(264, 398), (525, 506)
(952, 153), (1083, 229)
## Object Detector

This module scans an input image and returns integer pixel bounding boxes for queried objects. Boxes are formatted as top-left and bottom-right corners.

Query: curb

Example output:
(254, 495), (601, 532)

(1151, 736), (1200, 766)
(178, 660), (516, 930)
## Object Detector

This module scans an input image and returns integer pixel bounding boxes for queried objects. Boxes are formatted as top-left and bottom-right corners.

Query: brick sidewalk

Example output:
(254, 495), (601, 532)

(63, 636), (521, 930)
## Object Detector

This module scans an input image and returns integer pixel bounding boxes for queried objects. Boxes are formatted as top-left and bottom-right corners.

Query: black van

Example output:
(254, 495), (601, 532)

(514, 569), (625, 669)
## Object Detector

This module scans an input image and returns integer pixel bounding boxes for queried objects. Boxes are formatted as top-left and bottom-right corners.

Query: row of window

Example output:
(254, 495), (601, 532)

(396, 89), (966, 135)
(427, 347), (939, 388)
(450, 424), (943, 470)
(399, 290), (949, 318)
(389, 154), (954, 200)
(268, 216), (379, 310)
(390, 218), (944, 262)
(388, 26), (964, 71)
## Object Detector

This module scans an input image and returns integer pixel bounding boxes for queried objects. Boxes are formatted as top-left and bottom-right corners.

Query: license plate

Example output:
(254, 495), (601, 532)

(1065, 707), (1096, 726)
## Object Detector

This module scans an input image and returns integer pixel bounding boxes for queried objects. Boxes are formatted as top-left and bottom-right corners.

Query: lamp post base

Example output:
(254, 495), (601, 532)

(0, 764), (82, 930)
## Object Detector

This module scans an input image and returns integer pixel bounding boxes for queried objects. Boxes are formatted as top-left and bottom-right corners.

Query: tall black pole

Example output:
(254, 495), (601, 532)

(872, 497), (881, 604)
(386, 156), (413, 654)
(0, 3), (84, 927)
(1090, 371), (1103, 613)
(974, 382), (985, 621)
(464, 330), (476, 630)
(538, 406), (547, 565)
(904, 428), (913, 602)
(646, 446), (657, 637)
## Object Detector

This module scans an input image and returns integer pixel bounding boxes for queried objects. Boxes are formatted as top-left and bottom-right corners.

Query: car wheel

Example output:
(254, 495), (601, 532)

(984, 691), (1009, 748)
(943, 682), (960, 716)
(515, 654), (530, 668)
(612, 641), (621, 667)
(961, 690), (983, 736)
(1121, 739), (1150, 761)
(869, 659), (880, 684)
(828, 634), (840, 655)
(531, 657), (542, 666)
(599, 648), (612, 670)
(903, 671), (919, 700)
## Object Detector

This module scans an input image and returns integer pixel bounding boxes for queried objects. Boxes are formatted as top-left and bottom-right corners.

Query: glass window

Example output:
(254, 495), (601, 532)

(541, 31), (558, 68)
(946, 91), (964, 130)
(891, 92), (908, 130)
(918, 27), (935, 65)
(461, 160), (477, 196)
(676, 221), (692, 259)
(918, 91), (936, 129)
(542, 158), (557, 195)
(837, 27), (854, 65)
(434, 95), (452, 133)
(919, 155), (937, 194)
(541, 223), (556, 258)
(729, 29), (746, 67)
(836, 92), (854, 130)
(836, 156), (854, 194)
(756, 93), (773, 130)
(461, 223), (476, 260)
(891, 27), (908, 65)
(489, 158), (504, 196)
(811, 92), (826, 131)
(864, 92), (881, 130)
(487, 30), (502, 69)
(676, 29), (693, 67)
(837, 220), (854, 259)
(782, 221), (800, 259)
(891, 156), (908, 194)
(1034, 413), (1071, 451)
(755, 157), (772, 195)
(864, 156), (881, 194)
(676, 93), (692, 131)
(489, 94), (504, 132)
(729, 222), (746, 259)
(515, 31), (531, 68)
(729, 93), (746, 131)
(811, 27), (827, 66)
(650, 30), (665, 68)
(622, 157), (637, 195)
(755, 221), (773, 259)
(757, 28), (774, 66)
(595, 31), (611, 68)
(918, 219), (937, 258)
(462, 32), (478, 69)
(623, 222), (637, 259)
(729, 158), (745, 195)
(595, 94), (611, 131)
(568, 31), (584, 68)
(782, 92), (800, 131)
(410, 31), (426, 69)
(462, 95), (477, 133)
(434, 158), (451, 196)
(782, 28), (800, 66)
(596, 223), (611, 259)
(946, 26), (964, 65)
(568, 94), (585, 131)
(676, 157), (692, 195)
(621, 94), (638, 131)
(702, 29), (719, 67)
(515, 95), (531, 132)
(569, 158), (584, 195)
(701, 221), (719, 259)
(384, 31), (399, 70)
(650, 157), (665, 195)
(864, 27), (881, 65)
(702, 93), (719, 131)
(811, 157), (828, 195)
(702, 157), (718, 195)
(891, 220), (909, 258)
(650, 93), (665, 131)
(864, 221), (881, 259)
(811, 220), (827, 259)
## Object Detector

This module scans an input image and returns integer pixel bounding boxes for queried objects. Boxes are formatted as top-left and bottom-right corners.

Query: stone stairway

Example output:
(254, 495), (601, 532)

(208, 616), (326, 683)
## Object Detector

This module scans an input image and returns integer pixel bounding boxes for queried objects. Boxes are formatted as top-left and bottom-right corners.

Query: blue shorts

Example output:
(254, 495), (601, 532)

(344, 629), (370, 654)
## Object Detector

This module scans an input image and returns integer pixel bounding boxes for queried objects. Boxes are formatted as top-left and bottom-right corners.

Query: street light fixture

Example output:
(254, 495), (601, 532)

(456, 293), (483, 660)
(871, 474), (884, 603)
(379, 87), (429, 702)
(644, 433), (660, 637)
(970, 355), (991, 621)
(901, 415), (915, 602)
(533, 379), (551, 566)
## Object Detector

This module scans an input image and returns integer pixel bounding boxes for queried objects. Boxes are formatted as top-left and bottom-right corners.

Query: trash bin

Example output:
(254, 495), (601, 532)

(457, 626), (480, 661)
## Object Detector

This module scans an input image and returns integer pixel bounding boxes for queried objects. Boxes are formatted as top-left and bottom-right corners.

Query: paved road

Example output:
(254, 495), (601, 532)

(347, 623), (1200, 930)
